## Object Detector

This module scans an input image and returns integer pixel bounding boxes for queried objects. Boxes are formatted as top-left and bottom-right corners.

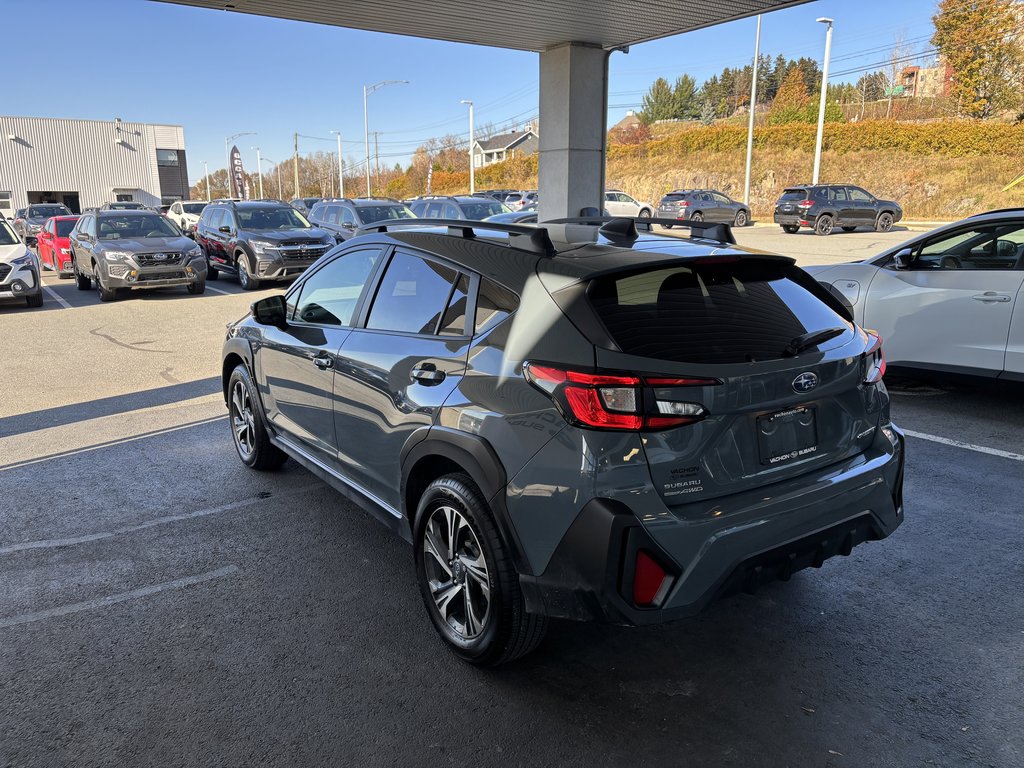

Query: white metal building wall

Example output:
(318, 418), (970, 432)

(0, 116), (186, 214)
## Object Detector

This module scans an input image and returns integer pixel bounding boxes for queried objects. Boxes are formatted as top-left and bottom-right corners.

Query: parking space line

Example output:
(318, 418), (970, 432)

(205, 285), (234, 296)
(41, 285), (72, 309)
(0, 484), (319, 556)
(0, 565), (238, 629)
(904, 429), (1024, 462)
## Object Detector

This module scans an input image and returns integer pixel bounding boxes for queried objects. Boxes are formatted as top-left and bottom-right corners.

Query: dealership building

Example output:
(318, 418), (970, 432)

(0, 115), (190, 218)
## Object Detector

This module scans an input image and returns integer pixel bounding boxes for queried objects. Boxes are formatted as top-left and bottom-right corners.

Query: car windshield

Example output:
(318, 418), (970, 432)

(0, 220), (19, 245)
(356, 205), (417, 224)
(97, 214), (180, 239)
(237, 207), (310, 230)
(183, 203), (207, 214)
(30, 205), (69, 218)
(459, 201), (509, 219)
(56, 219), (78, 237)
(779, 189), (808, 201)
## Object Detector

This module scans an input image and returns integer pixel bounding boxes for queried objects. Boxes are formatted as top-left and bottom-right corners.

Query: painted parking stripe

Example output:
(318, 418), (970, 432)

(41, 285), (72, 309)
(0, 565), (238, 629)
(205, 284), (234, 296)
(904, 429), (1024, 462)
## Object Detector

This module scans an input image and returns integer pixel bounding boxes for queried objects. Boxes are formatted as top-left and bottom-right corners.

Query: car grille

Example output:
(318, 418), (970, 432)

(136, 252), (184, 267)
(0, 264), (11, 281)
(138, 271), (186, 282)
(277, 241), (329, 259)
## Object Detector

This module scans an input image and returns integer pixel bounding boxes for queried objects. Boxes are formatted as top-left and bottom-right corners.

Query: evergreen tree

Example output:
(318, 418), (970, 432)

(639, 77), (676, 123)
(672, 74), (700, 120)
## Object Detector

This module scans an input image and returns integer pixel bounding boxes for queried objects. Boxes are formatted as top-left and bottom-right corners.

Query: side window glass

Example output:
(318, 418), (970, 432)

(86, 216), (97, 237)
(848, 187), (872, 202)
(293, 247), (383, 326)
(438, 274), (470, 336)
(712, 193), (729, 203)
(366, 251), (458, 334)
(700, 192), (713, 202)
(917, 224), (1024, 271)
(474, 278), (519, 334)
(444, 203), (460, 218)
(341, 207), (357, 226)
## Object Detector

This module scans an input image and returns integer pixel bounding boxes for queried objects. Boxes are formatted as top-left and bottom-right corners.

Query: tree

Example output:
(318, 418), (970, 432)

(671, 74), (700, 120)
(855, 71), (887, 103)
(639, 77), (676, 123)
(932, 0), (1024, 118)
(766, 69), (812, 125)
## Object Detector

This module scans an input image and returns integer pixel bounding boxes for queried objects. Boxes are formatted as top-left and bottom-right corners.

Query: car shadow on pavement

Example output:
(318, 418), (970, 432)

(0, 377), (222, 439)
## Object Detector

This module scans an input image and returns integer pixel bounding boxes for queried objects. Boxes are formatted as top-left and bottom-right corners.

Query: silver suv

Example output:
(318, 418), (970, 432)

(69, 210), (207, 301)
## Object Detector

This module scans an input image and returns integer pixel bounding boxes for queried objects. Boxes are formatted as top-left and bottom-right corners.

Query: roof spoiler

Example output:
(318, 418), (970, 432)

(354, 217), (556, 257)
(544, 215), (736, 245)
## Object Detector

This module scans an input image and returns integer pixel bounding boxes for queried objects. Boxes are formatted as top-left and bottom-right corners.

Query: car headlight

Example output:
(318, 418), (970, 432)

(250, 239), (277, 256)
(60, 248), (71, 255)
(28, 223), (41, 233)
(104, 250), (133, 262)
(187, 246), (204, 260)
(12, 251), (35, 267)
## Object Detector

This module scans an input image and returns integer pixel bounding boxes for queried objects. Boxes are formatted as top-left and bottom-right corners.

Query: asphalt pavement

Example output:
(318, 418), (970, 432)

(1, 237), (1022, 767)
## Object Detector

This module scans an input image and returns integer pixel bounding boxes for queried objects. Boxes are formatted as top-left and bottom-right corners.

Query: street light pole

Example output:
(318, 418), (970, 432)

(252, 146), (263, 198)
(331, 130), (344, 198)
(812, 17), (834, 185)
(743, 15), (761, 206)
(461, 99), (475, 194)
(363, 79), (408, 196)
(203, 161), (211, 200)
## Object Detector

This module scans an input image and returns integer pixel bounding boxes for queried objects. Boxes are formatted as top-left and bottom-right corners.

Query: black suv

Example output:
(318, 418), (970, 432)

(220, 215), (905, 664)
(14, 203), (73, 245)
(290, 197), (322, 217)
(408, 195), (509, 221)
(774, 184), (903, 235)
(194, 200), (334, 289)
(307, 197), (416, 243)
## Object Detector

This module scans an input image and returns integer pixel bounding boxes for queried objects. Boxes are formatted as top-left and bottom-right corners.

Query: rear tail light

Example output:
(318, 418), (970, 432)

(863, 331), (886, 384)
(633, 550), (670, 606)
(678, 201), (690, 207)
(524, 363), (716, 431)
(797, 200), (814, 209)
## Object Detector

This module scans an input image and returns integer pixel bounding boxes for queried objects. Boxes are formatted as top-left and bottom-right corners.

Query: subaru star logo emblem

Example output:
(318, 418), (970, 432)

(154, 253), (167, 260)
(793, 372), (819, 393)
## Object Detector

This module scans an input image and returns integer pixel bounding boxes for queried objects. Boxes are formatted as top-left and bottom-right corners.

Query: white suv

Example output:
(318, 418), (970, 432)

(167, 201), (209, 233)
(604, 190), (654, 218)
(0, 217), (43, 308)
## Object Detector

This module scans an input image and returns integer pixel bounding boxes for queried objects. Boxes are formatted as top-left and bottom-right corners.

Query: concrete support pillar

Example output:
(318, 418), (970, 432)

(537, 43), (609, 221)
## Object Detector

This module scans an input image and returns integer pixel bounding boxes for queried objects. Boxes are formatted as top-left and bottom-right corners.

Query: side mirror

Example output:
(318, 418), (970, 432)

(252, 295), (288, 328)
(892, 248), (912, 270)
(218, 225), (231, 233)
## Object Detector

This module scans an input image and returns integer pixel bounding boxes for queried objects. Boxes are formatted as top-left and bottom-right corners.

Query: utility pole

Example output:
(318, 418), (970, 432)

(812, 17), (834, 185)
(363, 79), (408, 197)
(461, 100), (475, 194)
(743, 16), (761, 206)
(293, 133), (300, 199)
(331, 130), (344, 198)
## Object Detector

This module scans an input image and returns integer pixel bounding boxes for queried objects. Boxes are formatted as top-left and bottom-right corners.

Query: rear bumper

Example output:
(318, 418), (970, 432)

(520, 425), (905, 625)
(774, 213), (806, 226)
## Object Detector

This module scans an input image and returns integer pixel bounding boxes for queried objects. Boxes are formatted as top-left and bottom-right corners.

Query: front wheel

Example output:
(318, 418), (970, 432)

(96, 270), (117, 302)
(638, 209), (651, 219)
(74, 262), (91, 290)
(237, 255), (260, 290)
(207, 262), (219, 281)
(734, 210), (748, 227)
(876, 212), (894, 232)
(689, 212), (704, 222)
(187, 280), (206, 295)
(414, 474), (547, 665)
(814, 215), (834, 236)
(227, 365), (287, 470)
(26, 292), (43, 308)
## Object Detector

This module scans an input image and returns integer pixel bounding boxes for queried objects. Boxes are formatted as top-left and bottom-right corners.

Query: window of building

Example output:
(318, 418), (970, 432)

(156, 149), (181, 167)
(0, 191), (12, 217)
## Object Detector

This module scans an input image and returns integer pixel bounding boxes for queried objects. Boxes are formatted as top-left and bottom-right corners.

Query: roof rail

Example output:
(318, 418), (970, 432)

(354, 217), (556, 257)
(544, 215), (735, 245)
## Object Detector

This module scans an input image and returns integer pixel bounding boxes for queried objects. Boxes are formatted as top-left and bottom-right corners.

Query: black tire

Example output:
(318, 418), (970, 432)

(74, 259), (91, 290)
(638, 209), (651, 219)
(207, 262), (219, 281)
(187, 279), (206, 295)
(734, 209), (748, 227)
(814, 215), (834, 236)
(95, 268), (117, 302)
(690, 211), (704, 222)
(876, 212), (894, 232)
(841, 226), (857, 232)
(227, 364), (287, 470)
(236, 253), (260, 290)
(414, 474), (547, 666)
(782, 225), (800, 234)
(26, 292), (43, 308)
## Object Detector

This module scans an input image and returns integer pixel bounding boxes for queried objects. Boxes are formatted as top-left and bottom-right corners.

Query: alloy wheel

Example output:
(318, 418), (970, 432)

(735, 210), (747, 227)
(422, 504), (491, 640)
(230, 379), (256, 460)
(877, 213), (893, 232)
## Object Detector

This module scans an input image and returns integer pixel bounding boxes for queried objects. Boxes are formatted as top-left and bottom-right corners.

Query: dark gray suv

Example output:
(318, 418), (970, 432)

(657, 189), (750, 227)
(221, 216), (905, 664)
(774, 184), (903, 235)
(307, 197), (417, 243)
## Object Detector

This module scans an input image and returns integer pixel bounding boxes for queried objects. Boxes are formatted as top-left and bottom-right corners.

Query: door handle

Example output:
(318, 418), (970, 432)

(411, 364), (446, 385)
(971, 292), (1011, 303)
(313, 354), (334, 370)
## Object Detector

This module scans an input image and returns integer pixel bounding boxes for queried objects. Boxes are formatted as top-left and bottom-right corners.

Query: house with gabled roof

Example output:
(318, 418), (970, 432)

(472, 128), (539, 168)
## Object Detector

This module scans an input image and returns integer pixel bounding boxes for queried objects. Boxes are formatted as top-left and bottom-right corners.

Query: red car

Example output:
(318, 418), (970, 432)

(36, 215), (80, 277)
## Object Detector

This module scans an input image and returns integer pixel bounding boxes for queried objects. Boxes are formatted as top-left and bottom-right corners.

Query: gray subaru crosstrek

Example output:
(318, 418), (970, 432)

(221, 216), (905, 665)
(70, 210), (206, 301)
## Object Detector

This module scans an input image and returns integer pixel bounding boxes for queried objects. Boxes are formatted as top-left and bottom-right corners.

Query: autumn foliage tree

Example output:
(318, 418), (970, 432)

(932, 0), (1024, 118)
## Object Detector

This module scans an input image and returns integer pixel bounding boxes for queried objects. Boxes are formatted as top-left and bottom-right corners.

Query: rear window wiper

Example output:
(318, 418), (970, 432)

(782, 327), (847, 357)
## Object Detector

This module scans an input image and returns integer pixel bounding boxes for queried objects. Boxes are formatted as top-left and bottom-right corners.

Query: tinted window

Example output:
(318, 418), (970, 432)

(56, 219), (77, 237)
(847, 187), (873, 202)
(183, 203), (206, 214)
(356, 205), (416, 224)
(97, 214), (178, 239)
(438, 274), (470, 336)
(0, 219), (18, 245)
(156, 149), (180, 167)
(457, 201), (506, 220)
(341, 207), (357, 226)
(588, 262), (850, 364)
(367, 251), (458, 334)
(915, 223), (1024, 271)
(712, 193), (730, 203)
(828, 187), (848, 202)
(29, 205), (69, 218)
(475, 278), (519, 334)
(293, 248), (382, 326)
(236, 206), (309, 229)
(444, 203), (461, 219)
(779, 189), (808, 201)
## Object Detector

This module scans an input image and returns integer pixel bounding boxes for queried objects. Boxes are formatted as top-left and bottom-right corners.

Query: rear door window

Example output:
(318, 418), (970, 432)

(587, 261), (850, 364)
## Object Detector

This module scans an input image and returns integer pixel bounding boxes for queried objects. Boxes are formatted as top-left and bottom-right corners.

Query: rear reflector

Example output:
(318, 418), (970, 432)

(633, 550), (668, 606)
(863, 330), (886, 384)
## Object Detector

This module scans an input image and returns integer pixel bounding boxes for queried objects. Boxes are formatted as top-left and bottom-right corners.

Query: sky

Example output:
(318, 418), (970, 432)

(2, 0), (943, 187)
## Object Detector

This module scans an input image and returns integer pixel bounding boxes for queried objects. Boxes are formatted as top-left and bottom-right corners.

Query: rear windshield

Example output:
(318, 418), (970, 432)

(30, 205), (70, 218)
(587, 261), (850, 364)
(356, 205), (416, 224)
(459, 201), (508, 219)
(779, 189), (808, 201)
(183, 203), (206, 214)
(660, 193), (690, 202)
